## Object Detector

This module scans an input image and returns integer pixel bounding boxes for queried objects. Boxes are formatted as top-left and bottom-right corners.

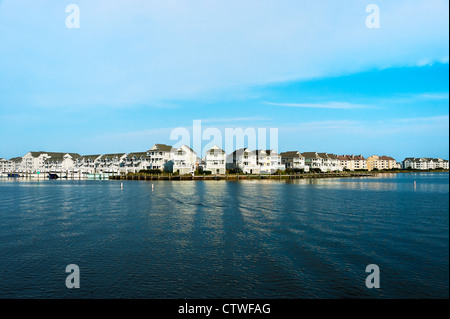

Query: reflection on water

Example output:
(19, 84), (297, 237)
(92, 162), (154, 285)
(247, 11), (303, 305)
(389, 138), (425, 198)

(0, 173), (448, 298)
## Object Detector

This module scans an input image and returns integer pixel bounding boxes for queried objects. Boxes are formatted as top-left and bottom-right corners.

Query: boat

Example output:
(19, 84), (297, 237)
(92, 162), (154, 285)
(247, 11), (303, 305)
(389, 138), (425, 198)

(48, 173), (59, 179)
(7, 173), (19, 178)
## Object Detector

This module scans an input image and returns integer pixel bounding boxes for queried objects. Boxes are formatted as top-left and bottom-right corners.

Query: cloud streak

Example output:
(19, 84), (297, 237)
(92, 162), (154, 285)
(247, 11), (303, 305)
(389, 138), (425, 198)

(265, 102), (371, 109)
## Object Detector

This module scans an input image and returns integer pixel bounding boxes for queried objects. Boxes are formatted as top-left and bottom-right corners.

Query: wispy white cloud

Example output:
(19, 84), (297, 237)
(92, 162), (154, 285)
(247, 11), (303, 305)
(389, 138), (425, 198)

(389, 115), (449, 123)
(201, 116), (272, 123)
(265, 102), (371, 109)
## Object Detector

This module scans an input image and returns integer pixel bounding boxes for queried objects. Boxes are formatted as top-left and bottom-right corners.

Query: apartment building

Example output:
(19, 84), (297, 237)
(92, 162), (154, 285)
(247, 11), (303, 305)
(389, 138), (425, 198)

(403, 157), (449, 170)
(366, 155), (397, 171)
(302, 152), (341, 172)
(338, 154), (367, 171)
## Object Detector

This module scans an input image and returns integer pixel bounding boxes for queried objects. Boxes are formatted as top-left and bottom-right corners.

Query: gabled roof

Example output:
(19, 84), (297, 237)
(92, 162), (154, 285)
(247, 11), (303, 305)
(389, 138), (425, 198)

(206, 145), (225, 154)
(339, 154), (366, 161)
(127, 152), (149, 159)
(99, 153), (126, 160)
(280, 151), (302, 158)
(148, 144), (174, 152)
(176, 145), (197, 155)
(230, 148), (255, 156)
(28, 151), (81, 159)
(80, 155), (101, 161)
(301, 152), (320, 159)
(255, 149), (279, 156)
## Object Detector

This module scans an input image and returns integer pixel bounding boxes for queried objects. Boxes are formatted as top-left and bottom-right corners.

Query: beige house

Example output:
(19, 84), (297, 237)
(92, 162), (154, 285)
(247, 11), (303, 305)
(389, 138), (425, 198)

(366, 155), (396, 171)
(173, 145), (197, 175)
(338, 155), (367, 171)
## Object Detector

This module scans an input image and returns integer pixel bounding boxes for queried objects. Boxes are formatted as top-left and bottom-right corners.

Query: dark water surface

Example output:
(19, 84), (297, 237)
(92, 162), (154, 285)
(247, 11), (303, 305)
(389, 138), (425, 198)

(0, 173), (448, 298)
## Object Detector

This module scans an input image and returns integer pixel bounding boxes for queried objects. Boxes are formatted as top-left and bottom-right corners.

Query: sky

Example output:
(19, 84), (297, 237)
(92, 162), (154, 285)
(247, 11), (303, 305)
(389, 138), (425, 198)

(0, 0), (448, 160)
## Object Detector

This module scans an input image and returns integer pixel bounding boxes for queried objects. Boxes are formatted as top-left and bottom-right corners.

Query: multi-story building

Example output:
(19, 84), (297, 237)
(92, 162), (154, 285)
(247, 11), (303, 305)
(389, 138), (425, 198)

(0, 158), (14, 173)
(97, 153), (127, 173)
(280, 151), (307, 171)
(147, 144), (175, 172)
(226, 148), (260, 174)
(75, 155), (101, 174)
(173, 145), (198, 175)
(366, 155), (396, 171)
(403, 157), (449, 170)
(302, 152), (341, 172)
(43, 153), (81, 173)
(338, 154), (367, 171)
(19, 152), (80, 173)
(122, 152), (152, 173)
(255, 149), (285, 174)
(204, 145), (226, 174)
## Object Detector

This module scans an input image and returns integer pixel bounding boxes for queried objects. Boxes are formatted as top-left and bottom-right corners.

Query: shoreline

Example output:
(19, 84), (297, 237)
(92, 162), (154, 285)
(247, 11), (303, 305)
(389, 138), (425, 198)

(110, 170), (449, 181)
(1, 170), (447, 181)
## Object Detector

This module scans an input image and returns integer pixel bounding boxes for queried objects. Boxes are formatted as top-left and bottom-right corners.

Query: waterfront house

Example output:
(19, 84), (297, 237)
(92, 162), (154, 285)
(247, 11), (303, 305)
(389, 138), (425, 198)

(433, 158), (449, 169)
(0, 158), (14, 173)
(123, 152), (151, 173)
(147, 144), (175, 172)
(97, 153), (127, 174)
(302, 152), (341, 172)
(403, 157), (449, 170)
(43, 153), (81, 173)
(204, 145), (226, 174)
(280, 151), (308, 171)
(76, 155), (102, 174)
(338, 154), (367, 171)
(226, 148), (260, 174)
(19, 152), (80, 173)
(173, 145), (198, 175)
(302, 152), (323, 171)
(255, 149), (285, 174)
(8, 157), (22, 173)
(320, 153), (342, 171)
(366, 155), (397, 171)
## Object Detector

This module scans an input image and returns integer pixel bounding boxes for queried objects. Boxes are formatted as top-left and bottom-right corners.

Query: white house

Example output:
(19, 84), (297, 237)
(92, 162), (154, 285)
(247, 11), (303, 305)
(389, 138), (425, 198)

(43, 153), (81, 173)
(173, 145), (197, 175)
(0, 158), (16, 173)
(403, 157), (449, 170)
(280, 151), (308, 171)
(255, 149), (285, 174)
(204, 145), (226, 174)
(226, 148), (260, 174)
(302, 152), (342, 172)
(19, 152), (80, 173)
(123, 152), (151, 173)
(147, 144), (175, 172)
(76, 155), (102, 174)
(97, 153), (127, 173)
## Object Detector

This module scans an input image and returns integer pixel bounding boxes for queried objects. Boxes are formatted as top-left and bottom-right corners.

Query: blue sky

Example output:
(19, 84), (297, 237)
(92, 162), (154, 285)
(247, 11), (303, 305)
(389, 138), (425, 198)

(0, 0), (448, 160)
